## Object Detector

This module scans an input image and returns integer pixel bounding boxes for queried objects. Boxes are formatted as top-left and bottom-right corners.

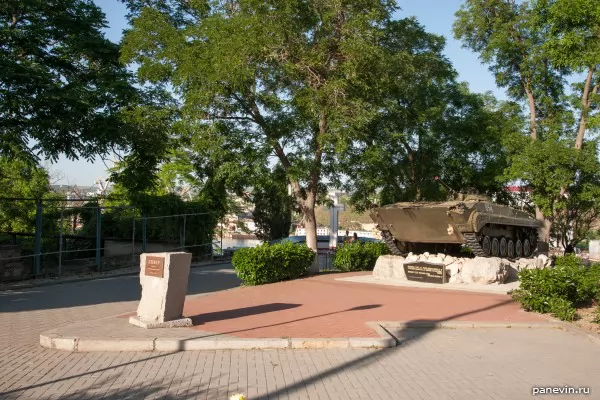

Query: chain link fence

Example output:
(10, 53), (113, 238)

(0, 198), (219, 283)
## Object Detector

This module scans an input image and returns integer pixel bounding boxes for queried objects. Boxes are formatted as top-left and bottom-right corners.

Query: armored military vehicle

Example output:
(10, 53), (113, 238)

(369, 177), (541, 258)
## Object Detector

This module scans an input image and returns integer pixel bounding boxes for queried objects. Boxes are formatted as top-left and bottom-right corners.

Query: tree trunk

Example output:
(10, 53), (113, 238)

(524, 83), (537, 140)
(401, 139), (419, 200)
(575, 66), (596, 150)
(302, 195), (318, 252)
(536, 206), (551, 244)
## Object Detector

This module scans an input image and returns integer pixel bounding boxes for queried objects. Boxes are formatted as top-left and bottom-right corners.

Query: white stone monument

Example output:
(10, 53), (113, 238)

(129, 252), (193, 329)
(329, 191), (345, 248)
(590, 240), (600, 261)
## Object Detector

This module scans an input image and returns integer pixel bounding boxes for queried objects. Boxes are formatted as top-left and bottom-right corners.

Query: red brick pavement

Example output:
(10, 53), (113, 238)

(122, 272), (545, 339)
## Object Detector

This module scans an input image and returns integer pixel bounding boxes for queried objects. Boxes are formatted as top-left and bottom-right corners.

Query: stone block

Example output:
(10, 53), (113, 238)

(132, 252), (192, 328)
(373, 255), (405, 280)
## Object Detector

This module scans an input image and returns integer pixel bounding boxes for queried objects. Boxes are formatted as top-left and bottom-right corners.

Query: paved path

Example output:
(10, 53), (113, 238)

(1, 265), (600, 399)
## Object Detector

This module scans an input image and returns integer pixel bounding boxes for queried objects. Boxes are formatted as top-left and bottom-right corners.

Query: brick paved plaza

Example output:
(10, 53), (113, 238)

(1, 264), (599, 399)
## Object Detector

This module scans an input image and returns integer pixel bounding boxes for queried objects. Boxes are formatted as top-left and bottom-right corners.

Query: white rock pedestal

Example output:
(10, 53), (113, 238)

(129, 252), (193, 329)
(373, 252), (553, 286)
(590, 240), (600, 261)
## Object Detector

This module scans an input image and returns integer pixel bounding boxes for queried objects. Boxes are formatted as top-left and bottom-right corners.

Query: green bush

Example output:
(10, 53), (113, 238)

(333, 242), (389, 272)
(592, 306), (600, 324)
(232, 242), (315, 285)
(510, 255), (600, 321)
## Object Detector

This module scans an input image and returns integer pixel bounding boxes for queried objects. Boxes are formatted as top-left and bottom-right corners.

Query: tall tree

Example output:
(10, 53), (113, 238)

(120, 0), (402, 251)
(0, 0), (142, 163)
(340, 18), (517, 209)
(454, 0), (600, 248)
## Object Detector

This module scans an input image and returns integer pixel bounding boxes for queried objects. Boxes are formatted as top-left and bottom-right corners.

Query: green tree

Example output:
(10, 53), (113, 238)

(0, 0), (142, 163)
(453, 0), (600, 248)
(251, 165), (294, 242)
(339, 18), (517, 210)
(120, 0), (404, 251)
(0, 157), (55, 232)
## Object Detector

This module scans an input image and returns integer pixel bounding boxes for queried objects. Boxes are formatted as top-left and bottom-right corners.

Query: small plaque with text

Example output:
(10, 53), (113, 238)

(403, 261), (446, 284)
(145, 256), (165, 278)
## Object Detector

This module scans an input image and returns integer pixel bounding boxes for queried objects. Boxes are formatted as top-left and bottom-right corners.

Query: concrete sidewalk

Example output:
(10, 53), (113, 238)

(40, 272), (564, 352)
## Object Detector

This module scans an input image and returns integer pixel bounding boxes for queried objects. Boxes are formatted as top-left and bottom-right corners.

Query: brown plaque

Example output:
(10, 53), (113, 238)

(145, 256), (165, 278)
(403, 261), (446, 284)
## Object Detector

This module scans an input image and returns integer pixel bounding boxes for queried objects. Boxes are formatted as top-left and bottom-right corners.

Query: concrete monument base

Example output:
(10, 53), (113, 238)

(128, 316), (192, 329)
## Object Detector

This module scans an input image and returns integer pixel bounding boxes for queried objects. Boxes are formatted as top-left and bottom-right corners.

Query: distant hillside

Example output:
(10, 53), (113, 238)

(315, 205), (373, 230)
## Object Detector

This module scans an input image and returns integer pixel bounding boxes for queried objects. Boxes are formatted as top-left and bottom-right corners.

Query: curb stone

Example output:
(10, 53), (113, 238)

(40, 333), (396, 352)
(39, 321), (399, 352)
(40, 320), (583, 352)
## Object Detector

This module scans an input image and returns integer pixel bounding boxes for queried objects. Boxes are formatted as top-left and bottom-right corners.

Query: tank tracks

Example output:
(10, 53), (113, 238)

(380, 230), (403, 256)
(463, 233), (485, 257)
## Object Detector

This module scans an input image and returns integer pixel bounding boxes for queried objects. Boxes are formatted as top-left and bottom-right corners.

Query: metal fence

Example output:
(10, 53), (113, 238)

(0, 198), (220, 283)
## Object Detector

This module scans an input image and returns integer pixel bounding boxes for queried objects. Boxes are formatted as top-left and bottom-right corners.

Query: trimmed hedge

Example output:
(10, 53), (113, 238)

(232, 242), (315, 286)
(333, 242), (389, 272)
(510, 255), (600, 321)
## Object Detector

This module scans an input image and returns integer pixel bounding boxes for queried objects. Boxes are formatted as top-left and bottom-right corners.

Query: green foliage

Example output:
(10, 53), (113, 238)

(251, 165), (294, 242)
(0, 0), (139, 162)
(232, 242), (315, 286)
(119, 0), (447, 250)
(510, 255), (600, 321)
(593, 306), (600, 324)
(454, 0), (600, 248)
(0, 158), (61, 233)
(333, 242), (389, 272)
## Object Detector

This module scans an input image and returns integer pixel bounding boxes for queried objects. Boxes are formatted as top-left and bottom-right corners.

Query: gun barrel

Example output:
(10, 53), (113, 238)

(434, 176), (457, 196)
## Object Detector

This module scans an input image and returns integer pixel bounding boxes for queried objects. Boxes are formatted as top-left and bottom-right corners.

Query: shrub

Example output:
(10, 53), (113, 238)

(593, 306), (600, 324)
(510, 255), (600, 321)
(333, 242), (389, 272)
(232, 242), (315, 285)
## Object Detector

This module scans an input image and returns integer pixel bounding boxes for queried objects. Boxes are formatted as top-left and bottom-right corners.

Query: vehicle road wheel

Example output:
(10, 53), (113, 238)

(515, 240), (523, 258)
(499, 237), (507, 258)
(491, 237), (500, 257)
(523, 239), (531, 257)
(507, 240), (515, 259)
(482, 236), (491, 256)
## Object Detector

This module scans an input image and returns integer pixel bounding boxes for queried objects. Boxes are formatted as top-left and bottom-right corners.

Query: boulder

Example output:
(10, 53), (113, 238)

(427, 256), (444, 265)
(373, 255), (405, 280)
(405, 253), (419, 263)
(436, 253), (447, 261)
(536, 254), (552, 269)
(461, 257), (509, 284)
(446, 260), (464, 283)
(443, 255), (456, 266)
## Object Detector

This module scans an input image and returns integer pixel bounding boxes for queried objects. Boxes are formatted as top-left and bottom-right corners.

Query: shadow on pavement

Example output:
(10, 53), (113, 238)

(190, 302), (301, 325)
(0, 264), (241, 313)
(189, 304), (383, 339)
(0, 299), (516, 398)
(253, 298), (517, 400)
(0, 374), (226, 400)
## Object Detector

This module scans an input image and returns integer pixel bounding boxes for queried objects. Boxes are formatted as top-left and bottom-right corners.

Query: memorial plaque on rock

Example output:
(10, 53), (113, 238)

(403, 261), (446, 284)
(144, 256), (165, 278)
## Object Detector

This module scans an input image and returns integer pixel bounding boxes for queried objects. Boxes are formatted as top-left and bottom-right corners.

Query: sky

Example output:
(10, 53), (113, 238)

(51, 0), (507, 185)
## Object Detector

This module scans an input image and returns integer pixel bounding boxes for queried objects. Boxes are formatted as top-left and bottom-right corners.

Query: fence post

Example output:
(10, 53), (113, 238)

(34, 199), (43, 277)
(96, 205), (102, 272)
(58, 204), (64, 277)
(141, 207), (147, 253)
(132, 209), (136, 266)
(181, 215), (187, 250)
